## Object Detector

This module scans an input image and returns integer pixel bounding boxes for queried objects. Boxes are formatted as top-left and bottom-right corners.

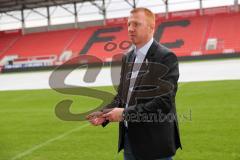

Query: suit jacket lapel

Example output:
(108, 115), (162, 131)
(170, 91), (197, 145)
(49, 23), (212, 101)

(122, 50), (135, 103)
(129, 40), (159, 105)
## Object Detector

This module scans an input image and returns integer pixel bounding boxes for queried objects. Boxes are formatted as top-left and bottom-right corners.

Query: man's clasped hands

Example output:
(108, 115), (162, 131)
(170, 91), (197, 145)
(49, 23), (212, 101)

(86, 108), (124, 125)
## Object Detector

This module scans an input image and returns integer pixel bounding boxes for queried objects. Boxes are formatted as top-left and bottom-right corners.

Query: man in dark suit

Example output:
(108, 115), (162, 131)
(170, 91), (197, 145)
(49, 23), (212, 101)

(87, 7), (181, 160)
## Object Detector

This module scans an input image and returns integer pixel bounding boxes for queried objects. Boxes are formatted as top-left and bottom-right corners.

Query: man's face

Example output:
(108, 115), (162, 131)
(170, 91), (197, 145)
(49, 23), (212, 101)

(127, 11), (153, 48)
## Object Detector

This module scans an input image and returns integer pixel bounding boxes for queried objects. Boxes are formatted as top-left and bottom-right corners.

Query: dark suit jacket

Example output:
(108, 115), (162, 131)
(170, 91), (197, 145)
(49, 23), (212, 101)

(103, 39), (182, 160)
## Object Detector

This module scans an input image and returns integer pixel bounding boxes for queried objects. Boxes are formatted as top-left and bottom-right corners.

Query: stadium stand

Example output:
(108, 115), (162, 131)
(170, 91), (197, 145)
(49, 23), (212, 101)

(0, 30), (21, 57)
(0, 6), (239, 71)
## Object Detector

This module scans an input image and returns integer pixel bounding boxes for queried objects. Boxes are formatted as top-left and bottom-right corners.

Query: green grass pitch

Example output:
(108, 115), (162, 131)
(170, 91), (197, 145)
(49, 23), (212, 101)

(0, 80), (240, 160)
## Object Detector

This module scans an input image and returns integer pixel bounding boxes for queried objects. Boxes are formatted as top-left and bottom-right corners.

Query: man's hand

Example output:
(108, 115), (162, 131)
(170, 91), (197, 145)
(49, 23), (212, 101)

(86, 111), (103, 120)
(89, 117), (106, 126)
(86, 111), (105, 126)
(102, 108), (124, 122)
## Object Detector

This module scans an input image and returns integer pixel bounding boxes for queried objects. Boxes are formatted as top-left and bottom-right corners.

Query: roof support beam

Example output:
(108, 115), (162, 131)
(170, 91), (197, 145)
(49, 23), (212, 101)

(90, 0), (107, 25)
(124, 0), (137, 8)
(199, 0), (203, 15)
(3, 12), (21, 21)
(163, 0), (169, 19)
(31, 8), (47, 18)
(59, 4), (74, 15)
(57, 2), (79, 28)
(102, 0), (106, 25)
(234, 0), (239, 12)
(47, 6), (51, 31)
(74, 2), (78, 28)
(0, 0), (92, 13)
(21, 9), (25, 35)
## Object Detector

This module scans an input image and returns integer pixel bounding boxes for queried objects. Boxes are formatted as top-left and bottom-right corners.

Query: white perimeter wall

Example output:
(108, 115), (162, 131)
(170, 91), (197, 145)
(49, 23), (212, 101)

(0, 59), (240, 91)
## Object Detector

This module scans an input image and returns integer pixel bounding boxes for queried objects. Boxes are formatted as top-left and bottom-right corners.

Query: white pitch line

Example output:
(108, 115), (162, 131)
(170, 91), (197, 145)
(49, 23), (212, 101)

(11, 123), (90, 160)
(10, 83), (187, 160)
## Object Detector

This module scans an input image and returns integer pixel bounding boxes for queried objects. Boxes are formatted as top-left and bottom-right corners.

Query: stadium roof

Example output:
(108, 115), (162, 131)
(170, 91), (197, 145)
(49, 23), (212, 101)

(0, 0), (238, 31)
(0, 0), (97, 13)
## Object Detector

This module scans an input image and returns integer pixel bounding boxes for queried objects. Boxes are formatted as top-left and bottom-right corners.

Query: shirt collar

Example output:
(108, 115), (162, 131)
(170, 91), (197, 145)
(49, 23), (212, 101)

(134, 37), (153, 58)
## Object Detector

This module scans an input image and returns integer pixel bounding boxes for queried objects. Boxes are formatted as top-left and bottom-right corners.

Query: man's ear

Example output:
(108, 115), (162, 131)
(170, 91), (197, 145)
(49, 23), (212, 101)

(148, 24), (155, 34)
(151, 23), (156, 30)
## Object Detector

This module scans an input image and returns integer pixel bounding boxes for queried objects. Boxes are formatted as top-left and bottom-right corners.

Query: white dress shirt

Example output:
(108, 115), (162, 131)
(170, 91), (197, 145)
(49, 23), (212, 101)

(124, 37), (154, 127)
